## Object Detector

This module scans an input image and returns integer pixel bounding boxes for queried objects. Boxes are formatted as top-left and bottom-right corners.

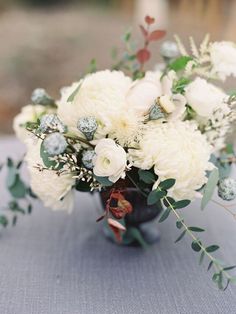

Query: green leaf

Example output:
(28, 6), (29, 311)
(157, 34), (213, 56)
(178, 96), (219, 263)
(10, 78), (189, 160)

(75, 179), (92, 192)
(12, 215), (17, 226)
(191, 240), (202, 252)
(8, 174), (27, 199)
(0, 215), (8, 227)
(172, 77), (191, 94)
(94, 175), (113, 187)
(175, 230), (187, 243)
(173, 199), (191, 209)
(188, 226), (205, 232)
(223, 265), (236, 271)
(176, 219), (184, 229)
(67, 81), (82, 102)
(128, 227), (148, 248)
(6, 165), (17, 188)
(201, 168), (219, 210)
(147, 190), (166, 205)
(206, 245), (219, 253)
(199, 251), (205, 265)
(223, 279), (230, 291)
(159, 178), (176, 190)
(27, 204), (32, 214)
(40, 142), (58, 169)
(168, 56), (193, 72)
(163, 196), (175, 207)
(159, 207), (171, 223)
(7, 158), (14, 168)
(138, 169), (155, 184)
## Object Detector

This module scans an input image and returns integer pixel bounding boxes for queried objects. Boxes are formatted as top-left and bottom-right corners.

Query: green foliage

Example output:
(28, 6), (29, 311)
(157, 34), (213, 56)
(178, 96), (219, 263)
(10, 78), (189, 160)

(172, 199), (191, 209)
(94, 175), (113, 187)
(191, 240), (202, 252)
(147, 190), (166, 205)
(87, 59), (97, 74)
(168, 56), (193, 72)
(201, 168), (219, 210)
(172, 77), (191, 94)
(159, 178), (176, 190)
(67, 81), (83, 102)
(159, 207), (171, 222)
(126, 227), (148, 248)
(138, 169), (156, 184)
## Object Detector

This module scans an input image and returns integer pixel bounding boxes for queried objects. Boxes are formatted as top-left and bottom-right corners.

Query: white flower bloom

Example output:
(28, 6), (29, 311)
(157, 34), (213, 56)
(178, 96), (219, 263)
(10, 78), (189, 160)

(93, 138), (127, 183)
(13, 104), (49, 144)
(210, 41), (236, 80)
(25, 141), (75, 212)
(57, 70), (132, 138)
(126, 70), (186, 119)
(129, 121), (213, 200)
(185, 78), (226, 117)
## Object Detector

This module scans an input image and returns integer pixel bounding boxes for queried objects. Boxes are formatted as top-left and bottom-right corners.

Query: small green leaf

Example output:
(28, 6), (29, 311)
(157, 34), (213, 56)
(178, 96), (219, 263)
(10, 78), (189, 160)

(188, 227), (205, 232)
(207, 261), (214, 271)
(172, 77), (191, 94)
(223, 265), (236, 271)
(199, 251), (205, 265)
(176, 219), (184, 229)
(6, 166), (17, 188)
(173, 199), (191, 209)
(12, 215), (17, 226)
(138, 169), (155, 184)
(67, 81), (82, 102)
(94, 176), (113, 187)
(159, 207), (171, 223)
(201, 168), (219, 210)
(168, 56), (193, 72)
(223, 279), (230, 291)
(8, 175), (27, 199)
(175, 230), (187, 243)
(191, 240), (202, 252)
(147, 190), (166, 205)
(163, 196), (175, 207)
(159, 178), (176, 190)
(0, 215), (8, 227)
(40, 142), (59, 169)
(128, 227), (148, 248)
(27, 204), (32, 214)
(206, 245), (219, 253)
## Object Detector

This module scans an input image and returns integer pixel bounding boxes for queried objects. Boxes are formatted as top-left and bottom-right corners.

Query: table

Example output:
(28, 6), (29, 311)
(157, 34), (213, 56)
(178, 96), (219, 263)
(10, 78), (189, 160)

(0, 137), (236, 314)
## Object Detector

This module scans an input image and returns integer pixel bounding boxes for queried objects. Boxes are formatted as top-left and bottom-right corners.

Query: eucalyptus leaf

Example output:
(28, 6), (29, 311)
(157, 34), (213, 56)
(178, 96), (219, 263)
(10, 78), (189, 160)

(67, 81), (82, 102)
(8, 175), (27, 199)
(6, 165), (17, 188)
(201, 168), (219, 210)
(191, 240), (202, 252)
(138, 169), (155, 184)
(159, 207), (171, 223)
(128, 227), (148, 248)
(199, 251), (205, 265)
(94, 175), (113, 187)
(175, 230), (187, 243)
(0, 215), (8, 227)
(147, 190), (166, 205)
(188, 226), (205, 232)
(173, 199), (191, 209)
(159, 178), (176, 190)
(206, 245), (219, 253)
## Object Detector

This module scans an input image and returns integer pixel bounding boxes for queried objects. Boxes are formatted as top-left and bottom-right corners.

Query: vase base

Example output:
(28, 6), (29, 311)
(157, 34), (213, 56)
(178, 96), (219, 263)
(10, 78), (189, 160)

(103, 221), (160, 246)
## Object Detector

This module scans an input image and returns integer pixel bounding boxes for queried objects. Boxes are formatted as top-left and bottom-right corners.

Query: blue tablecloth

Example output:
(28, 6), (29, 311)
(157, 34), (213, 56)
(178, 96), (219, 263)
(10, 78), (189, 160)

(0, 137), (236, 314)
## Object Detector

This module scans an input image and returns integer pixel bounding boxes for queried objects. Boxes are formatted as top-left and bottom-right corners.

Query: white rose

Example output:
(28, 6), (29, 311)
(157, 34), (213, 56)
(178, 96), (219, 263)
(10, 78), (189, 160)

(13, 104), (48, 145)
(25, 141), (75, 212)
(185, 78), (226, 117)
(126, 71), (163, 116)
(93, 138), (127, 183)
(210, 41), (236, 80)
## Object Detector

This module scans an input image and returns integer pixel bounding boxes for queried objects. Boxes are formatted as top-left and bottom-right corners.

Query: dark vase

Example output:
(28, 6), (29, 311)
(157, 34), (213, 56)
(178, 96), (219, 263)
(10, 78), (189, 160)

(99, 188), (163, 246)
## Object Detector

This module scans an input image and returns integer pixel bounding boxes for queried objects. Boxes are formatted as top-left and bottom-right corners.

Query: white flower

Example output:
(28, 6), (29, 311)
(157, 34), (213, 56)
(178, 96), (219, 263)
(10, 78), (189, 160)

(210, 41), (236, 80)
(93, 138), (127, 183)
(129, 121), (213, 200)
(185, 78), (226, 117)
(57, 70), (132, 138)
(126, 70), (186, 119)
(25, 141), (75, 212)
(13, 105), (49, 144)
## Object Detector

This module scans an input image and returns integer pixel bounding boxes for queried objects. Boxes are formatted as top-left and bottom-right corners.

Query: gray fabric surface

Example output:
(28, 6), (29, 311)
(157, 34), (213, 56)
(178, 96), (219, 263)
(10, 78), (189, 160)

(0, 137), (236, 314)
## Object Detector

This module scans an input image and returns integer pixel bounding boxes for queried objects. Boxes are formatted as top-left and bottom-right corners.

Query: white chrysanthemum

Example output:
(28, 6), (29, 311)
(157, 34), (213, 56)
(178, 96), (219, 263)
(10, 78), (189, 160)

(210, 41), (236, 80)
(129, 121), (213, 200)
(25, 141), (75, 212)
(108, 110), (143, 146)
(13, 105), (49, 144)
(57, 70), (132, 138)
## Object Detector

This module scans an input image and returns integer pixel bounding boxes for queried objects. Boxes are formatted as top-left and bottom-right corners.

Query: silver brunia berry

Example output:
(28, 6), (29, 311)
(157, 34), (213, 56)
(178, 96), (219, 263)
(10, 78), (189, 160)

(218, 178), (236, 201)
(43, 132), (67, 156)
(160, 41), (179, 61)
(31, 88), (54, 106)
(39, 114), (66, 133)
(82, 150), (96, 169)
(149, 100), (166, 120)
(77, 116), (98, 140)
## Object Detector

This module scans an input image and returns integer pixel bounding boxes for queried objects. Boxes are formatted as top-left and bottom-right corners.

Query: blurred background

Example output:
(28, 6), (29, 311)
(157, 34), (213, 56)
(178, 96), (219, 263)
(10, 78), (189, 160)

(0, 0), (236, 134)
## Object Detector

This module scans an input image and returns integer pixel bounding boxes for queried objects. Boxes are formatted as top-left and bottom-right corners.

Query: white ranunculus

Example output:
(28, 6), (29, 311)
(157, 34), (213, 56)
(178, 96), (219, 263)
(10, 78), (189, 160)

(185, 78), (226, 117)
(57, 70), (132, 138)
(25, 141), (75, 212)
(129, 121), (213, 200)
(93, 138), (127, 183)
(13, 105), (49, 144)
(210, 41), (236, 80)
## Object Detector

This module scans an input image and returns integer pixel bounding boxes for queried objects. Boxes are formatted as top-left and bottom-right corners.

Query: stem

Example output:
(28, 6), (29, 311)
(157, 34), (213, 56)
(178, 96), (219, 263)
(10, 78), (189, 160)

(126, 173), (148, 198)
(212, 199), (236, 220)
(162, 191), (231, 279)
(64, 134), (94, 148)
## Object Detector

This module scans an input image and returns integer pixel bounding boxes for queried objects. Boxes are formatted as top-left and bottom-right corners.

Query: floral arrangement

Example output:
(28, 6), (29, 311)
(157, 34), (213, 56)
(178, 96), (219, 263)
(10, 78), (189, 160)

(1, 16), (236, 290)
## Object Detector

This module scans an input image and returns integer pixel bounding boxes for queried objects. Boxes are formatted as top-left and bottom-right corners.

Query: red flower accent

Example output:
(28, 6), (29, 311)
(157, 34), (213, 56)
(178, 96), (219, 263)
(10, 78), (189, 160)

(136, 48), (151, 64)
(145, 15), (155, 25)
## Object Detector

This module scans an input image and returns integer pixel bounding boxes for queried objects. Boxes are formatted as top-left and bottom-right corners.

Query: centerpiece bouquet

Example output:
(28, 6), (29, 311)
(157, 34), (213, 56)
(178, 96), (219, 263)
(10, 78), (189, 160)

(2, 16), (236, 290)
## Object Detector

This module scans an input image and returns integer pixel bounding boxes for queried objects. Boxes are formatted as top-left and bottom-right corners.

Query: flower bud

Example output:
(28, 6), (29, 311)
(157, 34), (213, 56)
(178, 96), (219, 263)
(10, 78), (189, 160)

(82, 150), (95, 169)
(160, 41), (179, 61)
(77, 116), (98, 140)
(39, 114), (67, 133)
(43, 132), (67, 156)
(218, 178), (236, 201)
(31, 88), (54, 106)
